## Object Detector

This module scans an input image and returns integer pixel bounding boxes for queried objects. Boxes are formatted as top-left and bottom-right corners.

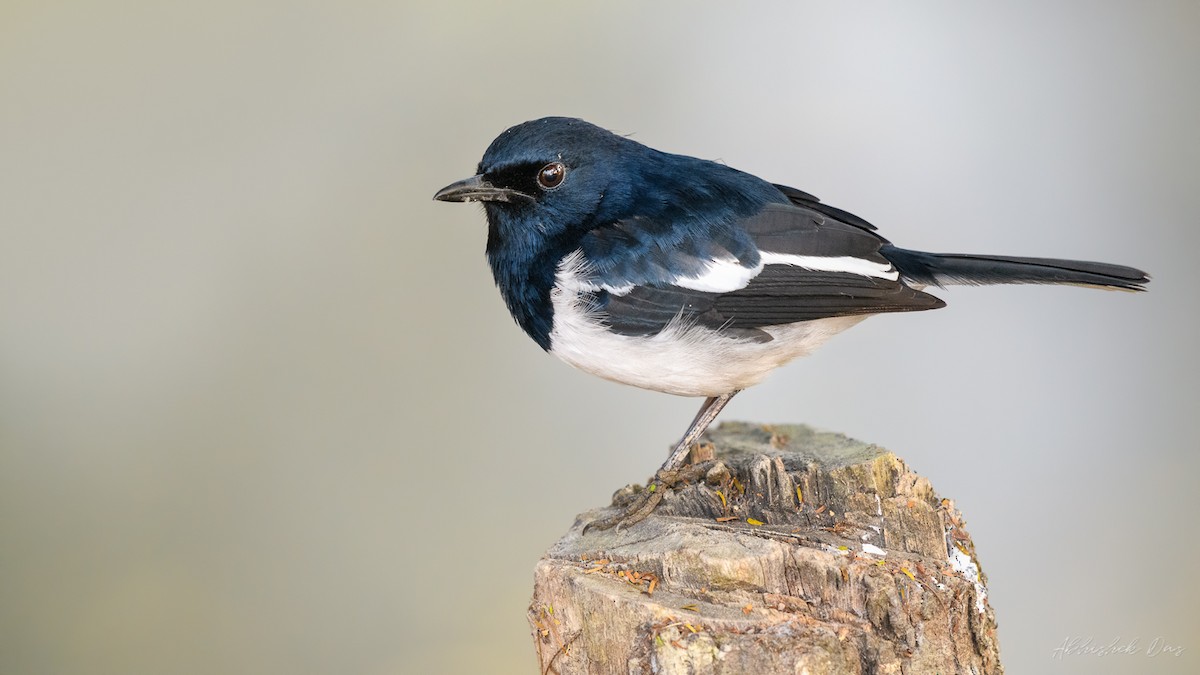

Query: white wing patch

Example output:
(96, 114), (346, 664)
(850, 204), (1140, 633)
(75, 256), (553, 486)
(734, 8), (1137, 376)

(672, 258), (762, 293)
(559, 245), (898, 300)
(760, 251), (899, 281)
(671, 250), (899, 293)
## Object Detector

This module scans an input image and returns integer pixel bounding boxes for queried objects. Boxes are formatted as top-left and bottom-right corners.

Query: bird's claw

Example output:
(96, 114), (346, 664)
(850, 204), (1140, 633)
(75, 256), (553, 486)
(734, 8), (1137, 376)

(582, 486), (663, 533)
(583, 470), (683, 533)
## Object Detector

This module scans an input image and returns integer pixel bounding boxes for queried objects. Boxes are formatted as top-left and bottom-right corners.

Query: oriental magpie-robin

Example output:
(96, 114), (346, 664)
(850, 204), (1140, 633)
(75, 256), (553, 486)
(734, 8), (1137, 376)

(434, 117), (1149, 531)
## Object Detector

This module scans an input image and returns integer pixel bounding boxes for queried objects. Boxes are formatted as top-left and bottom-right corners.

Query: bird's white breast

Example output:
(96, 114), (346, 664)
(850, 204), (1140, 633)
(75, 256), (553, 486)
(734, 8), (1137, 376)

(547, 256), (867, 397)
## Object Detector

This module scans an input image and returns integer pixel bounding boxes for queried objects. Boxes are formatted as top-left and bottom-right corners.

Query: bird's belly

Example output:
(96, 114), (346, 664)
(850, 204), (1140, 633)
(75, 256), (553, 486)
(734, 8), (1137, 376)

(547, 295), (867, 397)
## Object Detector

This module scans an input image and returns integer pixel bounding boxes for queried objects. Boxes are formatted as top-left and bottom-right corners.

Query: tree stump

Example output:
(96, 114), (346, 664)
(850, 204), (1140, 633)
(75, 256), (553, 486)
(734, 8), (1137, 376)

(529, 422), (1002, 675)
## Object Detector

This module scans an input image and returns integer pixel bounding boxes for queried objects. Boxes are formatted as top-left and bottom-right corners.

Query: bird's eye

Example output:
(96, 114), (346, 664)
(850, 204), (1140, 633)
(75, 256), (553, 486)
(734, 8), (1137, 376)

(537, 162), (566, 190)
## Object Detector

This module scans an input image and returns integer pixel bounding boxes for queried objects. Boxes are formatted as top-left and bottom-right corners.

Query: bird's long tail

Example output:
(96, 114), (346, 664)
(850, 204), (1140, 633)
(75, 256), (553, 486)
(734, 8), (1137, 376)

(879, 245), (1149, 292)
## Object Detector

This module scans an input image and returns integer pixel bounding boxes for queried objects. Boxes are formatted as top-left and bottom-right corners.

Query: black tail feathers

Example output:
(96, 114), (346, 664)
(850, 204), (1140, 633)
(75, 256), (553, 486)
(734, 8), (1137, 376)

(880, 245), (1149, 292)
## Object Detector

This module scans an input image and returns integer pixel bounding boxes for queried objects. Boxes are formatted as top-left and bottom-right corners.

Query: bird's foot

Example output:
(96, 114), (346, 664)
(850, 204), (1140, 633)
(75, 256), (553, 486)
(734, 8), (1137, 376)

(581, 482), (665, 534)
(583, 463), (710, 533)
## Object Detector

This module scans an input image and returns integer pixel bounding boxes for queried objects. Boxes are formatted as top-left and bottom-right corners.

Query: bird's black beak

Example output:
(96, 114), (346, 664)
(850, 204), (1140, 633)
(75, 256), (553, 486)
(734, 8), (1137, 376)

(433, 175), (531, 203)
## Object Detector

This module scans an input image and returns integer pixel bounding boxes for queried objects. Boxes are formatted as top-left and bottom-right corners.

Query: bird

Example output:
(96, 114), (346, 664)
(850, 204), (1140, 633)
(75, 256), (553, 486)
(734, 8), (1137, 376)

(433, 116), (1149, 531)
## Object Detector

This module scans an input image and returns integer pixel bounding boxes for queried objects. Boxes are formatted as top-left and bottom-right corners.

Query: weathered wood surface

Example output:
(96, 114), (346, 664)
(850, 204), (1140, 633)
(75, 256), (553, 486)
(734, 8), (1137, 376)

(529, 422), (1002, 675)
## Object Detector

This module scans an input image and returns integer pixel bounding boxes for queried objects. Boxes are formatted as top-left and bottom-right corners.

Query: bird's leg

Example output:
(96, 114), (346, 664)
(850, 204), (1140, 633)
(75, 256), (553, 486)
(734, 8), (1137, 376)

(585, 390), (740, 532)
(660, 391), (739, 476)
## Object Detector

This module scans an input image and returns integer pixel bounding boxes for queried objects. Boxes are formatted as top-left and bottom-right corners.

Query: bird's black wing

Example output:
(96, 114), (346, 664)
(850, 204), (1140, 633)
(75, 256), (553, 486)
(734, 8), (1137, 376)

(772, 183), (881, 233)
(589, 203), (944, 340)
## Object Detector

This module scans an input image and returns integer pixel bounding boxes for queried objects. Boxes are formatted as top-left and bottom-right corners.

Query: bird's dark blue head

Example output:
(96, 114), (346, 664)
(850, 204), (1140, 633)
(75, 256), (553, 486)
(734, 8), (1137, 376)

(438, 118), (653, 251)
(434, 117), (787, 349)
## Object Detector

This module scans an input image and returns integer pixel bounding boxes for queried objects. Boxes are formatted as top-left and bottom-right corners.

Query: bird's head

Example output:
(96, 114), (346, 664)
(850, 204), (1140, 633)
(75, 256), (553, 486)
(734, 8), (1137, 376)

(434, 117), (650, 254)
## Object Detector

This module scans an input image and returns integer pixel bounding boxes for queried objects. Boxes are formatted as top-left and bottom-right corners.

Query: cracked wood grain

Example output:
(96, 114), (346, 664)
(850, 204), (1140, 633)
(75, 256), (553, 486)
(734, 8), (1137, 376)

(528, 422), (1002, 675)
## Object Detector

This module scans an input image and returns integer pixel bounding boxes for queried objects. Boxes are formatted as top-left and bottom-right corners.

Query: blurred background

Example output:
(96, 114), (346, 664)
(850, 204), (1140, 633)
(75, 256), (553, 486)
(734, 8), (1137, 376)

(1, 1), (1197, 673)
